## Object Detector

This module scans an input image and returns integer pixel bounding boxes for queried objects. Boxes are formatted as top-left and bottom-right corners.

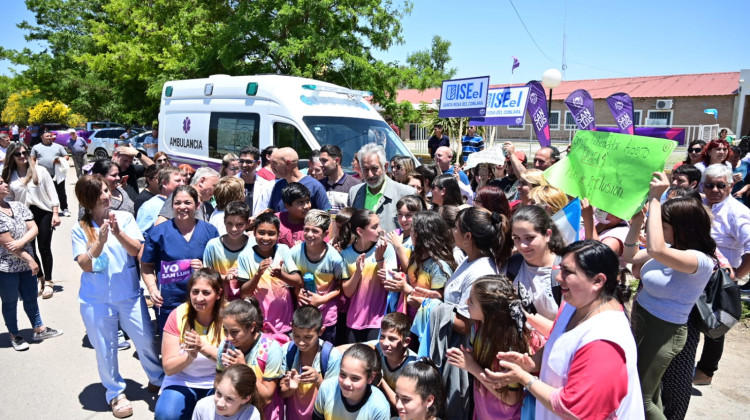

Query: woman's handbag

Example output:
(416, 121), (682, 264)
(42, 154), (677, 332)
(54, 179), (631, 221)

(690, 267), (742, 339)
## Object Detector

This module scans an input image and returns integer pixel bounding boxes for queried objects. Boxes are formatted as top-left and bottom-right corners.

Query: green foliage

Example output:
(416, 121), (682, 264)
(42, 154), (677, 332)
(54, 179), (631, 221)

(405, 35), (457, 90)
(6, 0), (427, 125)
(742, 301), (750, 320)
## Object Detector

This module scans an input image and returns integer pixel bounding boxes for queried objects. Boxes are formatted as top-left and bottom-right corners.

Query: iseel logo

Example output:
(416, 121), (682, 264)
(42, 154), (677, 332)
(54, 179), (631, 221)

(183, 117), (191, 134)
(446, 85), (458, 100)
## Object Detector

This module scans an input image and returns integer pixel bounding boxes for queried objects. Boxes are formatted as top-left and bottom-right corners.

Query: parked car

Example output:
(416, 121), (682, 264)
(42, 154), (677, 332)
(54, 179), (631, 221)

(89, 128), (148, 160)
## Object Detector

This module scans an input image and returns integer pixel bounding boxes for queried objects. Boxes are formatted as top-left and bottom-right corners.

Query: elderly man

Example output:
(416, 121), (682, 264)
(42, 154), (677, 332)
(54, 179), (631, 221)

(692, 164), (750, 386)
(112, 145), (154, 194)
(347, 143), (415, 233)
(532, 146), (560, 170)
(267, 147), (330, 212)
(154, 167), (219, 225)
(434, 146), (470, 185)
(67, 129), (88, 178)
(320, 144), (362, 214)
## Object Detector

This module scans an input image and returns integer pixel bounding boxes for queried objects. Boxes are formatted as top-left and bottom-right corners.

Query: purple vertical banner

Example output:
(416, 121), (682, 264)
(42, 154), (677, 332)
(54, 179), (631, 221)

(526, 81), (551, 147)
(563, 89), (596, 131)
(605, 92), (635, 135)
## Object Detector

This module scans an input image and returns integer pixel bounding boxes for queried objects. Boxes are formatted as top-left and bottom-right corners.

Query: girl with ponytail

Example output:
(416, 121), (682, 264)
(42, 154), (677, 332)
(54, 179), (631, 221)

(192, 364), (264, 420)
(447, 275), (542, 419)
(420, 207), (509, 324)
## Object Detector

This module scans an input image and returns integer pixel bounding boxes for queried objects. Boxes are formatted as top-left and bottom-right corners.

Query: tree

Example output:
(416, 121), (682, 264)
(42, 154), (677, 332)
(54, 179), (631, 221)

(28, 100), (72, 124)
(5, 0), (416, 124)
(405, 35), (457, 90)
(1, 90), (41, 126)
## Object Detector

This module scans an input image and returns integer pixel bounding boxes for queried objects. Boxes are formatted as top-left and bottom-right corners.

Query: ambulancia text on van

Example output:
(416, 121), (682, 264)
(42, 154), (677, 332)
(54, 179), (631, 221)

(158, 74), (416, 170)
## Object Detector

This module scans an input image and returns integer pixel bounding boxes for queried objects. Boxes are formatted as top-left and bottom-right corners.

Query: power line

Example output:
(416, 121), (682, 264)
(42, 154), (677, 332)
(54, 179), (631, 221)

(508, 0), (554, 63)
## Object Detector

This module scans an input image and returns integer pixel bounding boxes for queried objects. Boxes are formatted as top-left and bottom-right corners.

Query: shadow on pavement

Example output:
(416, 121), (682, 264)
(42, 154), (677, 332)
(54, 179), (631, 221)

(79, 378), (158, 413)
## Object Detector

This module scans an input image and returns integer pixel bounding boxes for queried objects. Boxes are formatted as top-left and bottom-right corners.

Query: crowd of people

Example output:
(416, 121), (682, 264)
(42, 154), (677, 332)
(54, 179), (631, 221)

(0, 126), (749, 420)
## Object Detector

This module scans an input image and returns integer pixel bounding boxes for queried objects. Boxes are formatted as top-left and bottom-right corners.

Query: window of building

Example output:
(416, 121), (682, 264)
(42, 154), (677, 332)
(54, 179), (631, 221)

(633, 110), (642, 126)
(646, 110), (672, 126)
(564, 111), (577, 130)
(549, 111), (561, 130)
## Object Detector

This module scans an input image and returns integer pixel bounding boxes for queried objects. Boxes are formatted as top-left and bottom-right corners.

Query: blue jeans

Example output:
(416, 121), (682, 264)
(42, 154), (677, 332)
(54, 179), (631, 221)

(0, 270), (42, 335)
(154, 386), (212, 420)
(80, 294), (164, 403)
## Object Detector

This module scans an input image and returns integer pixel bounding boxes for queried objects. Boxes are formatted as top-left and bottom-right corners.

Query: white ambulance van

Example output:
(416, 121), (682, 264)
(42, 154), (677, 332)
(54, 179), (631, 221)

(158, 74), (415, 170)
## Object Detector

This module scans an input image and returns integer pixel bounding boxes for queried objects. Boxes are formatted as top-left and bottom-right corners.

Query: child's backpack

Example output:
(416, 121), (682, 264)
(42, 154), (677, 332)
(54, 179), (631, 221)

(285, 340), (334, 377)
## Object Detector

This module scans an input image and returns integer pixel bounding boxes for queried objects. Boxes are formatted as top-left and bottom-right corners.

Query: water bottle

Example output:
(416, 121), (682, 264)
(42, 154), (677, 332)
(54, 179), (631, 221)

(303, 273), (317, 293)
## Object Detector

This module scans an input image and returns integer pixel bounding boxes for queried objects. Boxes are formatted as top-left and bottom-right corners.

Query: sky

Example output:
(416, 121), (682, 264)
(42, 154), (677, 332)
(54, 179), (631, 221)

(3, 0), (750, 84)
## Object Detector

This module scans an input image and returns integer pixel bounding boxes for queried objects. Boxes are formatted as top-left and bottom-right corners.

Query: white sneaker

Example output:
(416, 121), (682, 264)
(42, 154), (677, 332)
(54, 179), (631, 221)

(62, 209), (71, 217)
(11, 335), (29, 351)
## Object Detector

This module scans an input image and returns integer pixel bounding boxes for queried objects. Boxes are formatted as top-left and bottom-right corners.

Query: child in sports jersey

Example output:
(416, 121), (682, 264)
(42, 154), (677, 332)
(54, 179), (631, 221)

(203, 201), (252, 301)
(338, 312), (418, 410)
(192, 364), (262, 420)
(339, 209), (397, 343)
(217, 298), (285, 420)
(290, 210), (344, 343)
(313, 344), (390, 420)
(280, 305), (342, 420)
(386, 195), (424, 272)
(276, 182), (311, 247)
(238, 212), (302, 338)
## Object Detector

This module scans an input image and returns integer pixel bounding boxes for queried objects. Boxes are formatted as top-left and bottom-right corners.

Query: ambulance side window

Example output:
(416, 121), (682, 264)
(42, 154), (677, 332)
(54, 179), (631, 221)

(274, 122), (312, 159)
(209, 112), (260, 159)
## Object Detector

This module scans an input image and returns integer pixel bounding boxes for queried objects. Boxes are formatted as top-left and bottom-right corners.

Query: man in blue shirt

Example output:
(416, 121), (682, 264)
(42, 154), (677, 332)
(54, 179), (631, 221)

(268, 147), (331, 212)
(67, 129), (88, 178)
(434, 146), (470, 186)
(460, 125), (484, 163)
(142, 127), (158, 158)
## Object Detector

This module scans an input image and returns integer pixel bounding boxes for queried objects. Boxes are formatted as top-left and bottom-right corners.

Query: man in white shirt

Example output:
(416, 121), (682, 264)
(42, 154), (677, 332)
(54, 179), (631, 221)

(694, 163), (750, 386)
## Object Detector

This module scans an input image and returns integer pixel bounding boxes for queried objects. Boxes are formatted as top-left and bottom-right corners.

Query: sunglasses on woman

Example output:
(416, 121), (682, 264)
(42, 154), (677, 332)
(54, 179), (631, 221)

(13, 151), (29, 157)
(689, 148), (702, 153)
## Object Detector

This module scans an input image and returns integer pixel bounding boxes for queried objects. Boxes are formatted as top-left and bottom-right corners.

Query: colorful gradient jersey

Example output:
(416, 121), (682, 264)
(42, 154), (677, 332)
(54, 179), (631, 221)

(237, 244), (299, 334)
(313, 378), (390, 420)
(340, 242), (397, 330)
(281, 339), (342, 420)
(203, 236), (252, 301)
(290, 242), (345, 327)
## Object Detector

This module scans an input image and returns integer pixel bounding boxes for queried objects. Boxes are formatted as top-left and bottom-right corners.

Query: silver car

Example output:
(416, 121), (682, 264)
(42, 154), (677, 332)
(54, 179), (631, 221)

(89, 128), (148, 160)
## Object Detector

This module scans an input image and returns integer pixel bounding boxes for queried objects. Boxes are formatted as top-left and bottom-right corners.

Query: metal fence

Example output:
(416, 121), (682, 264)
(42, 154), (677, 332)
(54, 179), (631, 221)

(405, 123), (720, 157)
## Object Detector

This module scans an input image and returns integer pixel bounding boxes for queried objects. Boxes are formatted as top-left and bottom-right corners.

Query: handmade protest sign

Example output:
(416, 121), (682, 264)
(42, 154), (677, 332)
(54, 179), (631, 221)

(544, 130), (676, 220)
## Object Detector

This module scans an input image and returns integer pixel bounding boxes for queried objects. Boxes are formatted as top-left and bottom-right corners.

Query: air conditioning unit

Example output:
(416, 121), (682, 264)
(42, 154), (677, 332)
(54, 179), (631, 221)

(656, 99), (673, 109)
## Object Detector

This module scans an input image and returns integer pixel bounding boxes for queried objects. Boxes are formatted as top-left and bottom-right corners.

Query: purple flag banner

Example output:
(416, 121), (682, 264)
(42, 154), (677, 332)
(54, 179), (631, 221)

(512, 56), (520, 73)
(564, 89), (596, 131)
(605, 93), (635, 135)
(526, 81), (551, 147)
(596, 126), (686, 145)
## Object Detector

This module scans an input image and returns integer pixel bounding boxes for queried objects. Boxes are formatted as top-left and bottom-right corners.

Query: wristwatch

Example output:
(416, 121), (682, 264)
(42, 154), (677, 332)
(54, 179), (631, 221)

(136, 152), (142, 159)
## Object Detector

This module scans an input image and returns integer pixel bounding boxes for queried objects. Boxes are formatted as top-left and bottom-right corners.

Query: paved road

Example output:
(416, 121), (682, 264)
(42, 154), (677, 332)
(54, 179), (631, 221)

(0, 168), (748, 419)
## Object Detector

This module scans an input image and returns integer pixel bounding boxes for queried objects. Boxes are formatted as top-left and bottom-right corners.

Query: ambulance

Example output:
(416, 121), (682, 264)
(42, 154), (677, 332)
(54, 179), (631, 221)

(158, 74), (415, 170)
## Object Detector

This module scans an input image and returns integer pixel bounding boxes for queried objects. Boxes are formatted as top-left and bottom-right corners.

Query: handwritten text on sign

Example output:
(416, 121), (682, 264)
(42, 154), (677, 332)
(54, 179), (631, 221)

(543, 130), (676, 220)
